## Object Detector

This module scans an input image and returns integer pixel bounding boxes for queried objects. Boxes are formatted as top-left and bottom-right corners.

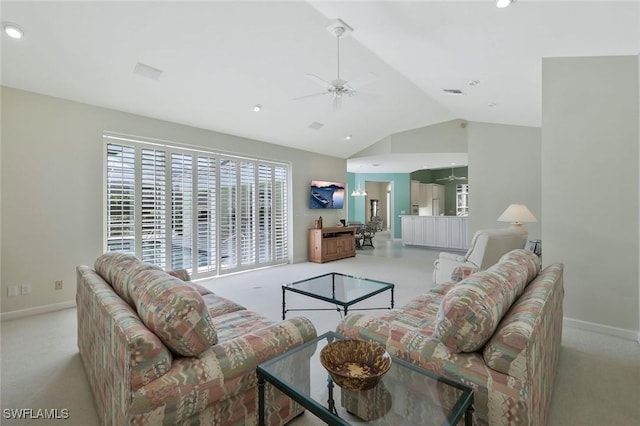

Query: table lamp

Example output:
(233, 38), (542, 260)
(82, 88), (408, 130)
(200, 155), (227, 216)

(497, 204), (537, 231)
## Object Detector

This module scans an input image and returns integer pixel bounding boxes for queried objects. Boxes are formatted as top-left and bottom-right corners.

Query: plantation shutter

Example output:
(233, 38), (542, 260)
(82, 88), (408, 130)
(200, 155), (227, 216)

(171, 153), (193, 270)
(196, 155), (217, 274)
(104, 134), (290, 278)
(106, 144), (136, 254)
(140, 148), (167, 268)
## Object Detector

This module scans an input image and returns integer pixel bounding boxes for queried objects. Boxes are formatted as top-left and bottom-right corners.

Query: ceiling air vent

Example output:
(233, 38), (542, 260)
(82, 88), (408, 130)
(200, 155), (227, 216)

(308, 122), (324, 130)
(443, 89), (464, 96)
(133, 62), (163, 80)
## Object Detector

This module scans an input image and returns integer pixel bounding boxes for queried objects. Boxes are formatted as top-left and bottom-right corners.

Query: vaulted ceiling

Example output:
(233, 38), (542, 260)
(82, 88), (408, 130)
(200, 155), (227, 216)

(2, 1), (638, 172)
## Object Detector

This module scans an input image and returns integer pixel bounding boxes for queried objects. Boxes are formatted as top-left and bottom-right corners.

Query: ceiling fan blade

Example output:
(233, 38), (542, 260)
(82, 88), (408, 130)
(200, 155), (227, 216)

(293, 91), (330, 101)
(345, 72), (377, 90)
(305, 74), (334, 90)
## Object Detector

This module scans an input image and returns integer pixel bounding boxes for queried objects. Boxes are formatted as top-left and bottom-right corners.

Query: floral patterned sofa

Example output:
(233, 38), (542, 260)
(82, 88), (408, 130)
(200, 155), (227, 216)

(76, 253), (317, 425)
(338, 249), (564, 425)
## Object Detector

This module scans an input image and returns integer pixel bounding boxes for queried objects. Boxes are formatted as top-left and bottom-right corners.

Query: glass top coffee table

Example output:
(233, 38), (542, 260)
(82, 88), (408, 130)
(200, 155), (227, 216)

(257, 331), (474, 425)
(282, 272), (394, 320)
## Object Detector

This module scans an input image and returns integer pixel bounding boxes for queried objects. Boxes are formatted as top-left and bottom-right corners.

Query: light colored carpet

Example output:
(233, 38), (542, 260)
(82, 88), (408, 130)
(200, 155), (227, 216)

(1, 233), (638, 425)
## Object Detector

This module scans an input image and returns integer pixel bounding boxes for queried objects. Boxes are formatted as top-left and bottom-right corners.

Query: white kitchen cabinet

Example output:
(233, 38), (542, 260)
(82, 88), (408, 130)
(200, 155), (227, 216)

(411, 180), (421, 206)
(400, 215), (469, 250)
(448, 217), (468, 249)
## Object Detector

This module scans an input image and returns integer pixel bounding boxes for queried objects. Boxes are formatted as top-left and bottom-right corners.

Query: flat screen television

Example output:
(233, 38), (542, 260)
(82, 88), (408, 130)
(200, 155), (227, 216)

(309, 180), (345, 209)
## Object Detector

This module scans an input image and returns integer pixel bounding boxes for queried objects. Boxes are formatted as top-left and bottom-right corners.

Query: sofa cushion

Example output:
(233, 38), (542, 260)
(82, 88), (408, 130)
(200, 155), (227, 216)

(433, 269), (519, 353)
(498, 249), (540, 291)
(450, 265), (480, 283)
(94, 252), (163, 306)
(130, 269), (218, 356)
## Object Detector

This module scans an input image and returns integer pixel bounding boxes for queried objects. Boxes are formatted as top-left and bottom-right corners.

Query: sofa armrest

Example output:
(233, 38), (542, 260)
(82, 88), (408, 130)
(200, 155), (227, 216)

(130, 316), (317, 423)
(483, 264), (563, 378)
(438, 252), (467, 262)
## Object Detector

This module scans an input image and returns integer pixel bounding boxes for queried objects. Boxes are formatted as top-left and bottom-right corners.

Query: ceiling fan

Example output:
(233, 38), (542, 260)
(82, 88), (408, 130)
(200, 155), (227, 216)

(294, 19), (377, 110)
(437, 167), (468, 182)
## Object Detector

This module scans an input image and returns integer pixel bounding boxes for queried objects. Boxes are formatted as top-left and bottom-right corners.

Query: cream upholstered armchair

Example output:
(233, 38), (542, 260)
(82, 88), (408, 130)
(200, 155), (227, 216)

(433, 227), (528, 284)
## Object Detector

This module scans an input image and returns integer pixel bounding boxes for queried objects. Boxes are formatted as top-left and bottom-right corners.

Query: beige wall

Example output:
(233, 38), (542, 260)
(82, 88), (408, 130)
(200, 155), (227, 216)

(0, 87), (346, 314)
(542, 56), (639, 335)
(467, 122), (542, 242)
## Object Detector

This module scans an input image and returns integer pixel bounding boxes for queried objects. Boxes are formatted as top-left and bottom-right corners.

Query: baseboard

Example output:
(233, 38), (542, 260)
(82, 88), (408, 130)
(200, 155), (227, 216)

(563, 317), (640, 342)
(0, 300), (76, 322)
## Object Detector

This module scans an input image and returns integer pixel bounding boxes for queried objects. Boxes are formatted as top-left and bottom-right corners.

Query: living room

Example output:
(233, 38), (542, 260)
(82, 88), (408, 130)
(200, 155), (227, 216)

(1, 1), (639, 425)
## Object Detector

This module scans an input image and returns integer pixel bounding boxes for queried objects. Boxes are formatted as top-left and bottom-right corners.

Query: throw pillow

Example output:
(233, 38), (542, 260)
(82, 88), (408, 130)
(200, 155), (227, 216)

(433, 270), (517, 353)
(130, 269), (218, 356)
(498, 249), (540, 289)
(94, 252), (163, 306)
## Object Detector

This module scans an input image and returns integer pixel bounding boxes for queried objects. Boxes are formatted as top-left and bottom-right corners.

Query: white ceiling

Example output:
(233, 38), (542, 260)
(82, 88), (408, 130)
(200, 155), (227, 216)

(1, 1), (638, 173)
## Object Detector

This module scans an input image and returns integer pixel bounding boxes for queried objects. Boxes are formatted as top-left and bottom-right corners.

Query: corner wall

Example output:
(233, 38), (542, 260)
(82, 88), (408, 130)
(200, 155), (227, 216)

(467, 122), (542, 242)
(542, 56), (639, 336)
(0, 87), (346, 314)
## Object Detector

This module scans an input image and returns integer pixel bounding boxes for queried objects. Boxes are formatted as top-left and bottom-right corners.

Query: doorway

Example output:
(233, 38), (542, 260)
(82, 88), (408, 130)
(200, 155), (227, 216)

(364, 180), (392, 233)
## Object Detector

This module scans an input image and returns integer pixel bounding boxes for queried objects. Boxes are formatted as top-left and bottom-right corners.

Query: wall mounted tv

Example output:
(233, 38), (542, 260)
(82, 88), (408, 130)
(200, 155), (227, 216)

(309, 180), (345, 209)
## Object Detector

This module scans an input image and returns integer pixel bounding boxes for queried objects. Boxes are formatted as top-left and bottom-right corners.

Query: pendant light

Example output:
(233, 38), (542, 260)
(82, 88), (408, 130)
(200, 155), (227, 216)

(351, 174), (367, 197)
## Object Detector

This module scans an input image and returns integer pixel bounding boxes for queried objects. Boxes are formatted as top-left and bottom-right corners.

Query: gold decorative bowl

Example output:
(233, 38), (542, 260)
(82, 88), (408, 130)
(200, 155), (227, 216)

(320, 339), (392, 391)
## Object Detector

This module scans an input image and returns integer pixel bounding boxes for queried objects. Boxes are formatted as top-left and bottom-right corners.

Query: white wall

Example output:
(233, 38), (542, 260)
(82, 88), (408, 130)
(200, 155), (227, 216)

(0, 87), (346, 314)
(467, 122), (542, 242)
(542, 56), (639, 336)
(351, 119), (468, 158)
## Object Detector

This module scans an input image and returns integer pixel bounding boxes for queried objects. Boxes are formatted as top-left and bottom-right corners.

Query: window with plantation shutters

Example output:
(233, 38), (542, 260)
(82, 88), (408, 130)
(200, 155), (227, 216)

(104, 133), (290, 278)
(106, 144), (135, 254)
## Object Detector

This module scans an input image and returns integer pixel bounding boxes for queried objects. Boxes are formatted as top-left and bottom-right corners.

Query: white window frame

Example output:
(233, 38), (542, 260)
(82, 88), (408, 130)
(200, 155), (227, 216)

(103, 132), (292, 279)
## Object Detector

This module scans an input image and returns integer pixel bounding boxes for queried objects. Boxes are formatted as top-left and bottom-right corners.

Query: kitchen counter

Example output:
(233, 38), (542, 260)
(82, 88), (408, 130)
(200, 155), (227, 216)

(400, 215), (469, 250)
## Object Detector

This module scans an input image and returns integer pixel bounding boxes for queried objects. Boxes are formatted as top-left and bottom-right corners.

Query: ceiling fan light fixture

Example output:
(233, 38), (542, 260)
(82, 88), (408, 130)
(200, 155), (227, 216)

(496, 0), (514, 8)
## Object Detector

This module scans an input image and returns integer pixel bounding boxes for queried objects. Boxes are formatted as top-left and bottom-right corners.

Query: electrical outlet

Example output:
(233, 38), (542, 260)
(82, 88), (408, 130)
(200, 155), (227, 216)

(55, 280), (63, 290)
(21, 284), (32, 295)
(7, 286), (19, 297)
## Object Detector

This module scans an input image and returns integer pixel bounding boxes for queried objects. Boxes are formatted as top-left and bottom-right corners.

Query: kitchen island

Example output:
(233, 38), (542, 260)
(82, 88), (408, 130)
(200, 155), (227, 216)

(400, 215), (469, 250)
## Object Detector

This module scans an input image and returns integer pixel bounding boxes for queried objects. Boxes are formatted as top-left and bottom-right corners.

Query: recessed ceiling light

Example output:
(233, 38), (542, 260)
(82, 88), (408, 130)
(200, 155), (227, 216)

(3, 23), (24, 39)
(345, 135), (352, 140)
(308, 121), (324, 130)
(468, 80), (480, 86)
(488, 102), (497, 107)
(496, 0), (514, 8)
(371, 164), (381, 167)
(252, 104), (262, 112)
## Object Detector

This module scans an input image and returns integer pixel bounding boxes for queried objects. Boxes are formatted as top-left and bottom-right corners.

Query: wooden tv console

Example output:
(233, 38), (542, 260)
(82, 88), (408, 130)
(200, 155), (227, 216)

(308, 226), (357, 263)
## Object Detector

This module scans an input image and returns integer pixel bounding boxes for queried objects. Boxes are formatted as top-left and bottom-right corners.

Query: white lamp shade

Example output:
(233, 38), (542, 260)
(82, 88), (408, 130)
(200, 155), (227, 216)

(497, 204), (537, 224)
